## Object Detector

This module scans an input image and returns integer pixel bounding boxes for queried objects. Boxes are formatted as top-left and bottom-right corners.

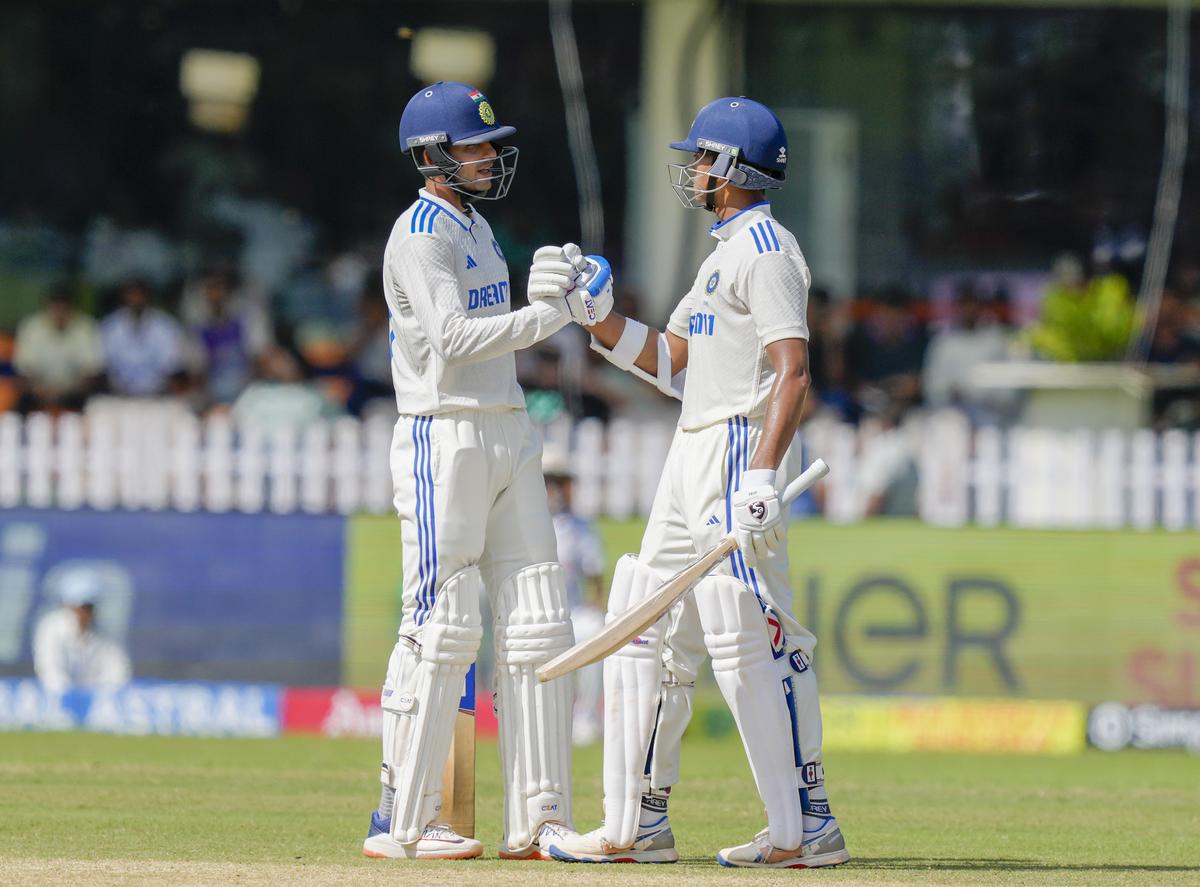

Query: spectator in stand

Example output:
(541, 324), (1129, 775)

(345, 286), (393, 416)
(232, 344), (333, 432)
(805, 286), (857, 423)
(101, 279), (189, 397)
(922, 280), (1014, 423)
(13, 286), (105, 413)
(845, 285), (928, 411)
(1147, 289), (1200, 365)
(184, 269), (273, 405)
(0, 330), (16, 411)
(33, 569), (131, 695)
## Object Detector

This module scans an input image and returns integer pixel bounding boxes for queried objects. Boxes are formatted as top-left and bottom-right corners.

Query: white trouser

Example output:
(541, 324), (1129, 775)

(390, 409), (559, 624)
(382, 408), (572, 847)
(602, 416), (824, 847)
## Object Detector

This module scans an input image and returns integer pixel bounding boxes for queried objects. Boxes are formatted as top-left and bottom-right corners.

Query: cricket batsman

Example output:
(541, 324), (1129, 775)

(543, 98), (851, 868)
(362, 81), (598, 861)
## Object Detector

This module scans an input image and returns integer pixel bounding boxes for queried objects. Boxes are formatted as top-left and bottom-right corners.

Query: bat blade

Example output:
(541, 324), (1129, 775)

(535, 459), (829, 683)
(440, 662), (476, 837)
(536, 536), (738, 682)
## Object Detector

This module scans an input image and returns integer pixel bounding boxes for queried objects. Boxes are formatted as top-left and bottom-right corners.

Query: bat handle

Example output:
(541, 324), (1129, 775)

(780, 458), (829, 506)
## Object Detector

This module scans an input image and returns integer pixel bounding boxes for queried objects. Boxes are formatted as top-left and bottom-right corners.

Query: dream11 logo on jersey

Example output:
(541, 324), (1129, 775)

(467, 281), (508, 311)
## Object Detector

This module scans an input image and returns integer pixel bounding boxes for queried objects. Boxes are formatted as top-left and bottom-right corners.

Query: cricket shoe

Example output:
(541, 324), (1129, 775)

(716, 818), (850, 869)
(498, 821), (577, 860)
(544, 822), (679, 864)
(362, 812), (483, 860)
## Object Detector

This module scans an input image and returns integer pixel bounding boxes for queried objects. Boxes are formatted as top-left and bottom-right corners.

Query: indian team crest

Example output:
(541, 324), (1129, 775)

(706, 270), (720, 293)
(478, 101), (496, 125)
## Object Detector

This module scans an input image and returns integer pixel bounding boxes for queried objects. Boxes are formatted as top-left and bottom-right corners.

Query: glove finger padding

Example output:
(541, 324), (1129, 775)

(562, 242), (590, 273)
(533, 244), (567, 264)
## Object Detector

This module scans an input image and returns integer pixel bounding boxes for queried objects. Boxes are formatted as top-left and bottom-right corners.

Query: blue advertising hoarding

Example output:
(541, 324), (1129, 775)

(0, 509), (345, 685)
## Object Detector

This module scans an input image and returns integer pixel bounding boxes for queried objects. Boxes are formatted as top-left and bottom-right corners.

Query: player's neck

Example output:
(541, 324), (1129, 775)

(423, 181), (471, 215)
(712, 189), (766, 222)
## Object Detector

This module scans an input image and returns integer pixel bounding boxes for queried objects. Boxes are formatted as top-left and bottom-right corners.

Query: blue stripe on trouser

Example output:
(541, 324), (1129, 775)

(411, 417), (428, 622)
(739, 416), (765, 606)
(784, 676), (803, 767)
(412, 416), (438, 625)
(423, 416), (438, 614)
(725, 419), (743, 581)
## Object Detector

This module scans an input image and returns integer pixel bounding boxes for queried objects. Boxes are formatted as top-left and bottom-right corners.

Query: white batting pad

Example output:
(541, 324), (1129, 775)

(494, 562), (576, 851)
(381, 566), (483, 844)
(694, 574), (805, 851)
(601, 554), (668, 849)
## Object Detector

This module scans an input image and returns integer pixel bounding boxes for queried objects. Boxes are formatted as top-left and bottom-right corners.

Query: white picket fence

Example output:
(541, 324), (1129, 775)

(0, 401), (1197, 529)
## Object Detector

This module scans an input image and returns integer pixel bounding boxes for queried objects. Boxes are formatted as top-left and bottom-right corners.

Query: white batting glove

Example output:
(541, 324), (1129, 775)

(527, 245), (579, 303)
(561, 243), (614, 327)
(730, 469), (785, 570)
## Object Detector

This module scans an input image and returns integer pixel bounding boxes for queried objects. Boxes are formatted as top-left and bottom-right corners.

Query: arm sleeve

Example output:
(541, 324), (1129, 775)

(393, 234), (569, 367)
(666, 289), (697, 339)
(741, 252), (811, 346)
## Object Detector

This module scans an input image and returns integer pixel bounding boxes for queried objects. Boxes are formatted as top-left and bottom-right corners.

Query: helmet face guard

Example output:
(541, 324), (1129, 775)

(667, 152), (735, 211)
(411, 140), (519, 202)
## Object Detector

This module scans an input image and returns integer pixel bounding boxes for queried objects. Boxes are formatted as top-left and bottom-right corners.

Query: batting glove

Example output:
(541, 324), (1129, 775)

(562, 243), (614, 326)
(527, 245), (579, 304)
(730, 469), (785, 570)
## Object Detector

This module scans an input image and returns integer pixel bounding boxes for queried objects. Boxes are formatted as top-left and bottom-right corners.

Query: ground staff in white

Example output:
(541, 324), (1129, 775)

(543, 97), (851, 869)
(362, 80), (598, 862)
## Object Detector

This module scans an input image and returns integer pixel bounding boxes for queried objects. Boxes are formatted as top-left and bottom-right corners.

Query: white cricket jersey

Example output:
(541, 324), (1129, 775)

(667, 202), (811, 431)
(383, 189), (568, 415)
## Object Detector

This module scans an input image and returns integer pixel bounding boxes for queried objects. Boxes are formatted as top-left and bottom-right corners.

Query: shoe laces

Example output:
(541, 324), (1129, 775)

(423, 822), (456, 840)
(538, 821), (573, 843)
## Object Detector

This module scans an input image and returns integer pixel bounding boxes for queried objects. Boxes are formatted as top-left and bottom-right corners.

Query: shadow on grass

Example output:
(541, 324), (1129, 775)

(857, 858), (1200, 874)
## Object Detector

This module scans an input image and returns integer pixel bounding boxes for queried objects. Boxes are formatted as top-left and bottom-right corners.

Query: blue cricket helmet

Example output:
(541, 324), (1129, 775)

(670, 97), (787, 190)
(399, 81), (516, 150)
(399, 82), (518, 201)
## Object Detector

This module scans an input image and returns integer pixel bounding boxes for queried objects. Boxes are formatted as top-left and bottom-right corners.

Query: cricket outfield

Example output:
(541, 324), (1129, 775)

(1, 731), (1197, 886)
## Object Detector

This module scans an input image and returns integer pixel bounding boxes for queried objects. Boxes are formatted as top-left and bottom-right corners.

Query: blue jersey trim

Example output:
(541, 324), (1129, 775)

(765, 220), (781, 251)
(709, 200), (771, 233)
(418, 196), (471, 233)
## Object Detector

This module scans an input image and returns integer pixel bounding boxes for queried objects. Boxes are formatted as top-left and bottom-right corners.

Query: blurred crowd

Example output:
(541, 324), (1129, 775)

(4, 245), (1200, 435)
(3, 217), (1200, 436)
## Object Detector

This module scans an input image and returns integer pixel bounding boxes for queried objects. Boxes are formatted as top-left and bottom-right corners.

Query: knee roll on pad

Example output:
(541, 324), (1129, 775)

(494, 563), (575, 850)
(693, 574), (805, 851)
(602, 555), (670, 848)
(381, 566), (483, 844)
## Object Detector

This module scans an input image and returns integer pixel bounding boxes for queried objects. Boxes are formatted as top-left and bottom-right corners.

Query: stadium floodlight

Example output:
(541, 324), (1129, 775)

(408, 28), (495, 88)
(179, 49), (261, 134)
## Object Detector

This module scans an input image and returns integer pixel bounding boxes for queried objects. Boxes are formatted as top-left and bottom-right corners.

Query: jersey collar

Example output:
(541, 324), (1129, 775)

(709, 200), (772, 242)
(418, 188), (476, 233)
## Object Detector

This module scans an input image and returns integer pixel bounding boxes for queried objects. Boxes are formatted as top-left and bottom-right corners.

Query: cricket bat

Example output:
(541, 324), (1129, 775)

(440, 662), (476, 836)
(535, 459), (829, 683)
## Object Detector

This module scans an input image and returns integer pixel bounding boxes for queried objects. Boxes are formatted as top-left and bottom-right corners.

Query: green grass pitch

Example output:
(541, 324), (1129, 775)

(2, 731), (1198, 886)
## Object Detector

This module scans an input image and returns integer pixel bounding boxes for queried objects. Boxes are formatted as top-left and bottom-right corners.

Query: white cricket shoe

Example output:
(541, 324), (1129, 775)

(499, 820), (577, 860)
(544, 824), (679, 864)
(362, 812), (483, 860)
(716, 819), (850, 869)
